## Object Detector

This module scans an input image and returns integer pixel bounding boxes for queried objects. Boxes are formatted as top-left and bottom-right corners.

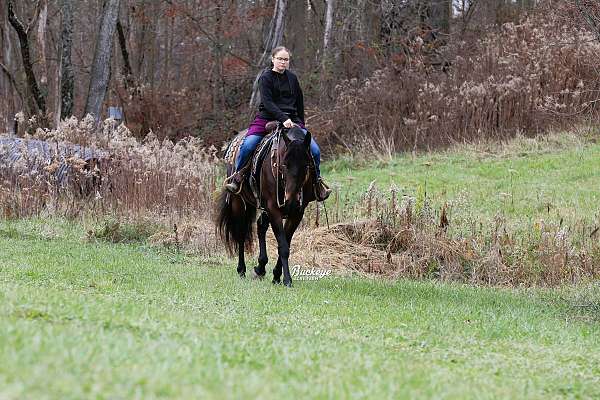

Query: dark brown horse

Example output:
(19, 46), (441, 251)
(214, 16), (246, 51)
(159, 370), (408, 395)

(216, 126), (316, 287)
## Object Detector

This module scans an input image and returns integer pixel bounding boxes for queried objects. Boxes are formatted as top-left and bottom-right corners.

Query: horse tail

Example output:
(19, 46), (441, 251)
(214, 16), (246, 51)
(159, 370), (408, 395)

(215, 189), (256, 255)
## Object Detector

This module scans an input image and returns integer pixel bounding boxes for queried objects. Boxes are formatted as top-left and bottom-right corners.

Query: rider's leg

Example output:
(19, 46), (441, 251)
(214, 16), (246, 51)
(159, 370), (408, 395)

(299, 129), (331, 201)
(236, 134), (263, 170)
(309, 138), (322, 177)
(225, 134), (264, 193)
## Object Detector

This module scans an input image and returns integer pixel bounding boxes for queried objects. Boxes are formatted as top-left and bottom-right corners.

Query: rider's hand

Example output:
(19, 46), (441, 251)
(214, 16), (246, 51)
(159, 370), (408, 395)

(283, 119), (294, 128)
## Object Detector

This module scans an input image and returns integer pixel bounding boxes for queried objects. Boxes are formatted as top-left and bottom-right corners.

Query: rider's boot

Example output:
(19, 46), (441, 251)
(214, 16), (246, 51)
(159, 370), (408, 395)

(315, 177), (332, 201)
(224, 170), (245, 194)
(309, 159), (332, 201)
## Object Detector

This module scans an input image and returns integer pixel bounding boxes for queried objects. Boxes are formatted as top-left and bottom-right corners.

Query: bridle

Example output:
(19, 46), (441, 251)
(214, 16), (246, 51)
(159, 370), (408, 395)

(274, 127), (311, 210)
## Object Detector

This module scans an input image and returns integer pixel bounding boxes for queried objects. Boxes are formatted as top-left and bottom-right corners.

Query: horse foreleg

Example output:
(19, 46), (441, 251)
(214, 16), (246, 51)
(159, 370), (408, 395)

(271, 209), (305, 287)
(269, 212), (293, 287)
(254, 212), (269, 278)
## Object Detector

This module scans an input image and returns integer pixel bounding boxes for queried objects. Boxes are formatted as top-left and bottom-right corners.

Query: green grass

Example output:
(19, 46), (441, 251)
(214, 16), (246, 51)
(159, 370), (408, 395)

(2, 132), (600, 398)
(1, 218), (600, 399)
(322, 133), (600, 226)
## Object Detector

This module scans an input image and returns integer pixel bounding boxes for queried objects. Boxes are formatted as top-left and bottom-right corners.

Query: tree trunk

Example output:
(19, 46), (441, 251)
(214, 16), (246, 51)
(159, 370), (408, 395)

(2, 11), (18, 131)
(116, 19), (133, 88)
(7, 0), (46, 115)
(429, 0), (451, 35)
(249, 0), (288, 110)
(287, 0), (307, 72)
(147, 1), (159, 91)
(84, 0), (121, 120)
(212, 2), (226, 110)
(319, 0), (336, 104)
(36, 0), (48, 97)
(60, 0), (75, 120)
(322, 0), (335, 62)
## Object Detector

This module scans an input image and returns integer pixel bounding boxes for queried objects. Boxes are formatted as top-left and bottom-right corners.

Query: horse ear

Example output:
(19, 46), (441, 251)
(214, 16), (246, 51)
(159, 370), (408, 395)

(282, 132), (292, 146)
(303, 131), (311, 149)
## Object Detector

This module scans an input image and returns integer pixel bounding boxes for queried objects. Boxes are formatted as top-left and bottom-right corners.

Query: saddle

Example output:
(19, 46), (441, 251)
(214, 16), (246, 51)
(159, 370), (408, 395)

(223, 121), (282, 208)
(223, 121), (279, 166)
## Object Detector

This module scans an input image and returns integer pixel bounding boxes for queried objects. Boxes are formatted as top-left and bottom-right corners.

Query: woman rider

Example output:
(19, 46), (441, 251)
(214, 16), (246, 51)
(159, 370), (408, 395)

(224, 46), (331, 201)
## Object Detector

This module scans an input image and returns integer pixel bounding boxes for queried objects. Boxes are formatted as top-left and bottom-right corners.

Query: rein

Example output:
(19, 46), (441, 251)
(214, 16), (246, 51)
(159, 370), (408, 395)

(275, 129), (285, 209)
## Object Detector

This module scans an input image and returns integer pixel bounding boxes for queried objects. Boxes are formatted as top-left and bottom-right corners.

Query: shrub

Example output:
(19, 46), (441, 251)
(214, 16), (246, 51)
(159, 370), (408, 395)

(316, 10), (600, 154)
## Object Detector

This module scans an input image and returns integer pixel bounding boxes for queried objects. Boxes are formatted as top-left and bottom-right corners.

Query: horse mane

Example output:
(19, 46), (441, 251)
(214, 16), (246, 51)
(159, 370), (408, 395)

(282, 127), (310, 157)
(285, 126), (307, 142)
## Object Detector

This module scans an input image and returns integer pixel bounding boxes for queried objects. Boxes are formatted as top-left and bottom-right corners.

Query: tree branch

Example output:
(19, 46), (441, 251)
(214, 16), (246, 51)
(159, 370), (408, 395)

(575, 0), (600, 42)
(163, 0), (254, 67)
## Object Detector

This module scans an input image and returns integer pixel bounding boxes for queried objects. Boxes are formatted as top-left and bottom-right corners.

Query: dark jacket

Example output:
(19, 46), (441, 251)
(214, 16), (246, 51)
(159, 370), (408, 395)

(258, 69), (305, 124)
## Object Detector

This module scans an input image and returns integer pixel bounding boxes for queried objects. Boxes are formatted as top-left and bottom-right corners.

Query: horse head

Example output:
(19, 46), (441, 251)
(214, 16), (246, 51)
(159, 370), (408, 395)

(280, 126), (312, 213)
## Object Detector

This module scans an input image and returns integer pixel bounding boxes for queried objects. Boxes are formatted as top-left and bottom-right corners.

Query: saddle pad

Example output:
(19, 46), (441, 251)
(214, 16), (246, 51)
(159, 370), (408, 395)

(223, 129), (248, 166)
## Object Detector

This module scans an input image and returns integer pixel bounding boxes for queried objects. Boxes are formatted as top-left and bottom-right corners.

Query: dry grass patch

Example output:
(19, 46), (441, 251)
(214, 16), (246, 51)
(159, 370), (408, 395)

(283, 209), (600, 287)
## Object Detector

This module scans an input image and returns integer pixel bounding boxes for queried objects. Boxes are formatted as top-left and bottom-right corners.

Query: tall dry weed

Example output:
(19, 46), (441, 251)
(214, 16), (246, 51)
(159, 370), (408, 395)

(316, 10), (600, 154)
(0, 116), (220, 224)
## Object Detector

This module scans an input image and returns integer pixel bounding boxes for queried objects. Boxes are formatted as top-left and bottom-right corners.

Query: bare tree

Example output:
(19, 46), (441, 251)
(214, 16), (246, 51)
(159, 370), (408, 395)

(36, 0), (48, 97)
(7, 0), (46, 116)
(84, 0), (121, 120)
(116, 19), (133, 89)
(429, 0), (451, 35)
(1, 9), (25, 131)
(0, 0), (542, 141)
(322, 0), (335, 62)
(455, 0), (480, 34)
(318, 0), (336, 103)
(249, 0), (288, 109)
(60, 0), (75, 119)
(212, 2), (226, 110)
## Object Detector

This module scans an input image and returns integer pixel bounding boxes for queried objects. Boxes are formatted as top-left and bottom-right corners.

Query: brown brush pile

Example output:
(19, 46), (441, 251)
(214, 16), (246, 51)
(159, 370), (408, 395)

(283, 210), (600, 287)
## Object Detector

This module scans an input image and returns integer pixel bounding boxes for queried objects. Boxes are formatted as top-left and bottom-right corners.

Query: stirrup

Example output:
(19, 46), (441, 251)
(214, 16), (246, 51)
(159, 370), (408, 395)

(225, 181), (240, 194)
(223, 173), (243, 195)
(315, 177), (332, 201)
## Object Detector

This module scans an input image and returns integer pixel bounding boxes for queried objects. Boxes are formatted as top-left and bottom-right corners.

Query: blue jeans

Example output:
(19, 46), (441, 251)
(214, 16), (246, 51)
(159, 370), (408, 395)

(235, 129), (322, 176)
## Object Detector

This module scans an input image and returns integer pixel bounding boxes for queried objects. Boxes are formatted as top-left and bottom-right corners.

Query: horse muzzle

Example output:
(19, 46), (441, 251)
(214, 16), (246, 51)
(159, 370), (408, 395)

(283, 191), (304, 213)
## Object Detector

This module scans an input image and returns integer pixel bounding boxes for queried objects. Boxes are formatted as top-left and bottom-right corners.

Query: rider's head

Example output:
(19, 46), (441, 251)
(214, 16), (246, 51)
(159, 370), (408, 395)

(271, 46), (291, 73)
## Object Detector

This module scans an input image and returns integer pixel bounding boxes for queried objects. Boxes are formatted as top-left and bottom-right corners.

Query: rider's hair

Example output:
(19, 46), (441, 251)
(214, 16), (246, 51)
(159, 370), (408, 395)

(271, 46), (292, 58)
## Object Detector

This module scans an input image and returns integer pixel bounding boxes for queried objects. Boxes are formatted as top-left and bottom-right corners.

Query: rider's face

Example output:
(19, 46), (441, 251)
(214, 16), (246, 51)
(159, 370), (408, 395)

(272, 50), (290, 73)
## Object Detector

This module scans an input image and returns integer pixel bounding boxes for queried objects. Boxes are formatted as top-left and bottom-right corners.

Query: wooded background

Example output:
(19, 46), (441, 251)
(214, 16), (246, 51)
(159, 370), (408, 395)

(1, 0), (596, 152)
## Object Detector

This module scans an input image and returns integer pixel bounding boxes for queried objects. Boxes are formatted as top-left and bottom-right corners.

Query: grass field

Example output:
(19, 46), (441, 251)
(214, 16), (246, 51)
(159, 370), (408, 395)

(2, 132), (600, 398)
(322, 132), (600, 228)
(1, 218), (600, 399)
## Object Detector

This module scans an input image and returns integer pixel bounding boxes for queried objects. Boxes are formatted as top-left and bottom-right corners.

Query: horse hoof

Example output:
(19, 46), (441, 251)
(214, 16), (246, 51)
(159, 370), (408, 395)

(284, 280), (293, 288)
(253, 267), (266, 278)
(252, 269), (265, 280)
(272, 278), (281, 285)
(238, 272), (246, 278)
